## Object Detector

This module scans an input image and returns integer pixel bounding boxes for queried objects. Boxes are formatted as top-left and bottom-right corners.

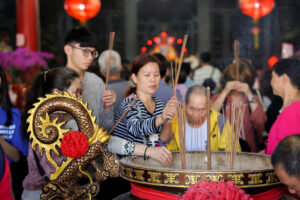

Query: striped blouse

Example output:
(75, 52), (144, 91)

(112, 94), (165, 147)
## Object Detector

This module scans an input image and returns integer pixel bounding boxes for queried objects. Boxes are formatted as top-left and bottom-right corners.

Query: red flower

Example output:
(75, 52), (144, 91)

(182, 180), (253, 200)
(61, 131), (89, 158)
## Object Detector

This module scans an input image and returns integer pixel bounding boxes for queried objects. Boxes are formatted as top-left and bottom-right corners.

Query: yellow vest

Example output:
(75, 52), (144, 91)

(166, 108), (241, 152)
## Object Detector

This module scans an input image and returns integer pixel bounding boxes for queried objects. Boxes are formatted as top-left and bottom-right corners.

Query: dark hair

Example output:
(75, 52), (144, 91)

(64, 26), (98, 48)
(185, 85), (206, 104)
(259, 69), (273, 98)
(200, 52), (211, 63)
(178, 62), (190, 84)
(152, 53), (168, 77)
(271, 134), (300, 179)
(222, 58), (256, 87)
(125, 54), (161, 96)
(182, 62), (191, 75)
(0, 66), (13, 126)
(21, 67), (79, 139)
(272, 58), (300, 90)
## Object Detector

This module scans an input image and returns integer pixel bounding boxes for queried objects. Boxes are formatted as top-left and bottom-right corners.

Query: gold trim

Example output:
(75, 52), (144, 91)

(120, 162), (275, 174)
(120, 174), (280, 189)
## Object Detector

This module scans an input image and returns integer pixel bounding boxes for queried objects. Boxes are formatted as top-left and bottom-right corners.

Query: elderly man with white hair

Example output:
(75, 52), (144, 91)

(98, 49), (129, 111)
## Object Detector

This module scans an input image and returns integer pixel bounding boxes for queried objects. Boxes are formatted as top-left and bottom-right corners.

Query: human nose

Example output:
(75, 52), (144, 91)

(150, 74), (156, 82)
(193, 110), (201, 119)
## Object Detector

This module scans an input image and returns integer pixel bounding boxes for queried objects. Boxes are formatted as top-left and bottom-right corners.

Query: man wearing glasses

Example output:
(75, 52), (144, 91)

(64, 27), (116, 130)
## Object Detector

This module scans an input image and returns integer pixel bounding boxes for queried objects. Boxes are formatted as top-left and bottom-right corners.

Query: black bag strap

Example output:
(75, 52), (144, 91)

(209, 67), (215, 78)
(32, 148), (50, 182)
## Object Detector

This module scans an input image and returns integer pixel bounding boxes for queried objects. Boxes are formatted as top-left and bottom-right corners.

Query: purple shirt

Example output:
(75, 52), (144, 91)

(22, 142), (66, 190)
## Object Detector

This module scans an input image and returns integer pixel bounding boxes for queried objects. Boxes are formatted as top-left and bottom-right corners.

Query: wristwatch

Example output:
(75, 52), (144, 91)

(248, 97), (256, 104)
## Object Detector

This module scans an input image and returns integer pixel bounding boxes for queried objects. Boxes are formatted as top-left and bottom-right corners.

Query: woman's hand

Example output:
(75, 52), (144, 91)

(236, 82), (252, 97)
(236, 81), (258, 111)
(162, 97), (178, 122)
(156, 97), (178, 127)
(146, 146), (172, 166)
(224, 81), (239, 94)
(212, 81), (239, 112)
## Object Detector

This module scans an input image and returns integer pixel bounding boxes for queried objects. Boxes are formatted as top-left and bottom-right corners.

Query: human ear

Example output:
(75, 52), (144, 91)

(64, 45), (72, 56)
(131, 74), (137, 85)
(282, 74), (290, 84)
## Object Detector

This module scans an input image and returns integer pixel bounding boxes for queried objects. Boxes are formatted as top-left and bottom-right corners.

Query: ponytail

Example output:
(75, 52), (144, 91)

(21, 68), (49, 139)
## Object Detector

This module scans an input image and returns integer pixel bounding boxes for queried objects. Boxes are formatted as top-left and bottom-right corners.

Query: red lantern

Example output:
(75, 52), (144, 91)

(64, 0), (101, 21)
(239, 0), (274, 20)
(239, 0), (275, 49)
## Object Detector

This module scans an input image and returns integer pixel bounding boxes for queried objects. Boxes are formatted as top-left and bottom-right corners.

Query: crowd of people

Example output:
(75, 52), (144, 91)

(1, 26), (300, 199)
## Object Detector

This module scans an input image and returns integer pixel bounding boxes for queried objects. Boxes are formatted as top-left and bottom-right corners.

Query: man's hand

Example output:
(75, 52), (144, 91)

(102, 90), (116, 110)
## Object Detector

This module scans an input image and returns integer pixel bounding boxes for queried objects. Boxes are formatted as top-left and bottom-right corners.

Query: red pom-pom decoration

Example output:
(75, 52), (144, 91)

(182, 180), (253, 200)
(61, 131), (89, 158)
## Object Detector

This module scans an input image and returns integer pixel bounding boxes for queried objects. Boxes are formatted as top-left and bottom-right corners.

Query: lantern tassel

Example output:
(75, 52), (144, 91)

(80, 20), (87, 27)
(251, 19), (260, 50)
(254, 32), (259, 49)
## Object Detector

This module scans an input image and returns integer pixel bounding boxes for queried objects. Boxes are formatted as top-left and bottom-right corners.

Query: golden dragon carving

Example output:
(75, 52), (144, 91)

(27, 90), (119, 199)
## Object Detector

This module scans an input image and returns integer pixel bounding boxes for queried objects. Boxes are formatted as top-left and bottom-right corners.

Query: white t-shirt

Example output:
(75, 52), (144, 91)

(193, 65), (221, 87)
(185, 120), (208, 151)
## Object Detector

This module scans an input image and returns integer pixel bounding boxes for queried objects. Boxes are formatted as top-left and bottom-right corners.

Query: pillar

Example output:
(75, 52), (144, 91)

(16, 0), (40, 51)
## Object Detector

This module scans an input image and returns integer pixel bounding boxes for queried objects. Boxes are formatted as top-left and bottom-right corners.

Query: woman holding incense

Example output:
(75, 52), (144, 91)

(211, 59), (266, 152)
(266, 59), (300, 155)
(111, 54), (178, 165)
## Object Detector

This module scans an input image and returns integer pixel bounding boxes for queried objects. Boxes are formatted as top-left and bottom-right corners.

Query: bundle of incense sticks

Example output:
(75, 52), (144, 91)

(170, 62), (175, 94)
(177, 105), (186, 169)
(173, 35), (188, 96)
(226, 103), (246, 170)
(206, 87), (211, 170)
(169, 35), (188, 169)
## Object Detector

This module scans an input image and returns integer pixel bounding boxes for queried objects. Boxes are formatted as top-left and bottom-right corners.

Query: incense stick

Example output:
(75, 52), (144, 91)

(232, 104), (246, 165)
(105, 32), (116, 89)
(174, 35), (188, 95)
(206, 87), (211, 170)
(178, 106), (186, 169)
(183, 107), (187, 168)
(226, 105), (231, 169)
(228, 102), (246, 170)
(171, 62), (175, 90)
(234, 40), (240, 81)
(230, 103), (235, 169)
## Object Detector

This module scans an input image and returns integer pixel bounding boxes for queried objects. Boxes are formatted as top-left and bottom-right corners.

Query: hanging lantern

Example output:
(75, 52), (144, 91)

(64, 0), (101, 25)
(239, 0), (275, 49)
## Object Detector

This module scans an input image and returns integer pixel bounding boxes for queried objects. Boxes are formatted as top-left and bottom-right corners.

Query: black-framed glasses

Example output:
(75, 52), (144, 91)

(70, 45), (99, 58)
